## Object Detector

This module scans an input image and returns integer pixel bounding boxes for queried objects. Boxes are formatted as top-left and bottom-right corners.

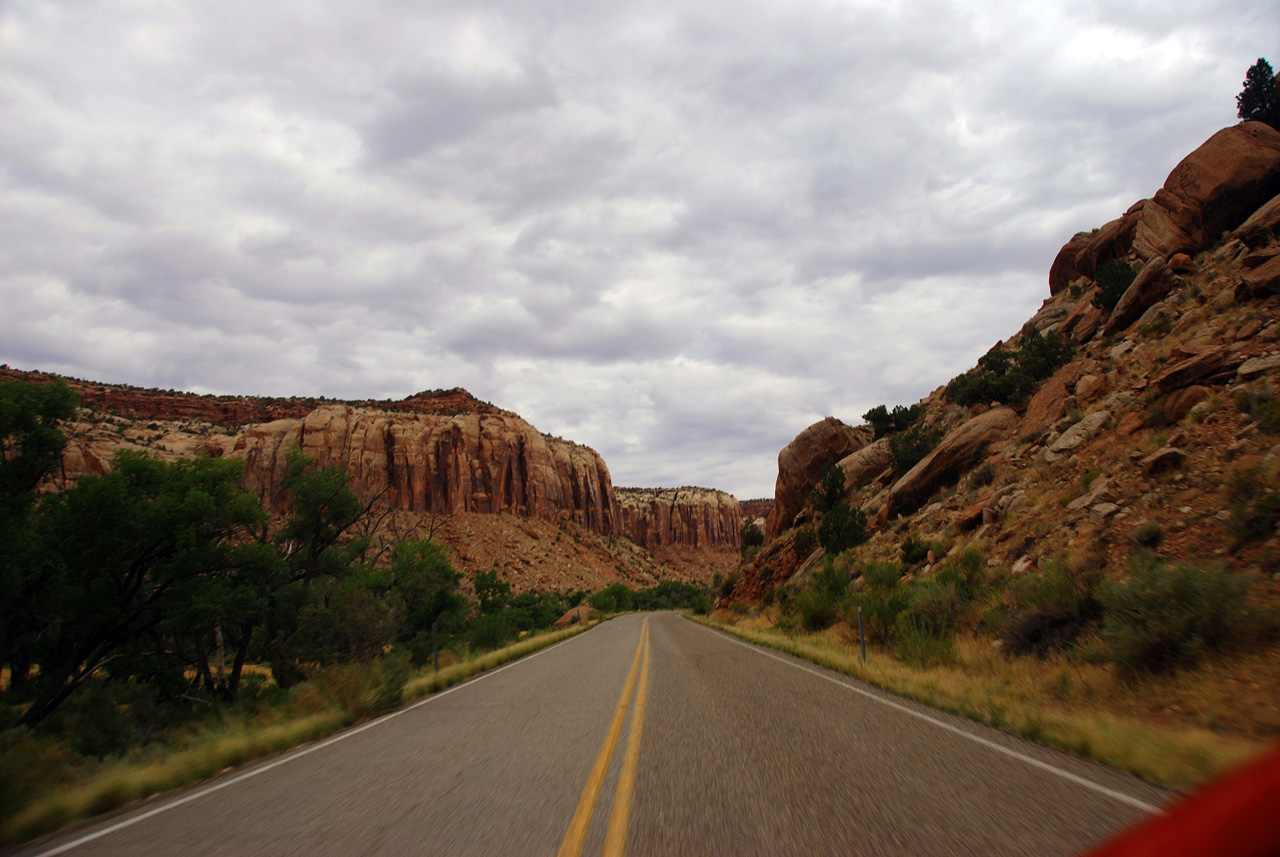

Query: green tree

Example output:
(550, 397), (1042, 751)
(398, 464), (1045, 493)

(18, 451), (265, 726)
(740, 518), (764, 551)
(473, 569), (512, 614)
(809, 461), (846, 512)
(0, 380), (77, 695)
(1237, 58), (1279, 130)
(817, 500), (869, 555)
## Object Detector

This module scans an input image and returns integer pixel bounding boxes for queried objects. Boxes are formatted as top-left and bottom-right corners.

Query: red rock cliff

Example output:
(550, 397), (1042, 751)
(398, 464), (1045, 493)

(616, 487), (741, 549)
(231, 405), (621, 534)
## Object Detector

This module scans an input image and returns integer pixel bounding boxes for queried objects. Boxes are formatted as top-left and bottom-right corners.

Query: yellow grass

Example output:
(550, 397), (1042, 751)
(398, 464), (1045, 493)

(2, 622), (595, 847)
(691, 615), (1269, 790)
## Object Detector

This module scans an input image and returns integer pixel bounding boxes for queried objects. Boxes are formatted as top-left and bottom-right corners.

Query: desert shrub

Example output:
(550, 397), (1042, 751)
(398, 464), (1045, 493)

(467, 611), (517, 651)
(945, 329), (1074, 407)
(370, 654), (411, 714)
(1099, 557), (1259, 675)
(1225, 465), (1280, 549)
(862, 560), (903, 590)
(853, 562), (909, 644)
(933, 565), (975, 603)
(1129, 521), (1164, 552)
(1235, 389), (1280, 433)
(818, 501), (868, 555)
(900, 532), (929, 566)
(793, 526), (817, 558)
(903, 579), (965, 637)
(999, 561), (1097, 657)
(969, 463), (995, 488)
(894, 616), (956, 667)
(591, 583), (636, 613)
(958, 546), (984, 578)
(794, 587), (841, 631)
(718, 572), (740, 600)
(1092, 259), (1137, 312)
(889, 425), (940, 472)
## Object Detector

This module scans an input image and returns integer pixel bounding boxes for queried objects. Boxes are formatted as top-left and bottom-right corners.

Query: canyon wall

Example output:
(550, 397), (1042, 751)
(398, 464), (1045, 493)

(616, 487), (741, 549)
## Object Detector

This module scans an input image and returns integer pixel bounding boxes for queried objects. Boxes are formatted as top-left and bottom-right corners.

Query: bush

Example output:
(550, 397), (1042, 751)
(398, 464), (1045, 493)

(999, 560), (1097, 657)
(889, 425), (940, 472)
(894, 616), (956, 667)
(900, 532), (929, 566)
(809, 462), (846, 512)
(945, 330), (1074, 407)
(1092, 259), (1137, 312)
(740, 519), (764, 550)
(862, 403), (922, 440)
(853, 562), (909, 644)
(795, 587), (841, 631)
(467, 611), (517, 651)
(1235, 389), (1280, 433)
(1099, 557), (1259, 675)
(1225, 466), (1280, 549)
(818, 501), (868, 555)
(793, 526), (817, 558)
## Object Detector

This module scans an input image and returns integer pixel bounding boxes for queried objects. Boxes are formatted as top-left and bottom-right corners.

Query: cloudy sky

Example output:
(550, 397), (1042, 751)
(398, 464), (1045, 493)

(1, 1), (1274, 498)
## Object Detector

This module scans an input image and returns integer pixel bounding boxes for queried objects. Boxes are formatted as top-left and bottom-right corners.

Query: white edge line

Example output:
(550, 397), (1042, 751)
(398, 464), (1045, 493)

(700, 620), (1165, 816)
(29, 625), (601, 857)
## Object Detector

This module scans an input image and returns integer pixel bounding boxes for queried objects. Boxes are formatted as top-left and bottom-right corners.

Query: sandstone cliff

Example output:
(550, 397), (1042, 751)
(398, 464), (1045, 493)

(616, 487), (741, 549)
(737, 121), (1280, 601)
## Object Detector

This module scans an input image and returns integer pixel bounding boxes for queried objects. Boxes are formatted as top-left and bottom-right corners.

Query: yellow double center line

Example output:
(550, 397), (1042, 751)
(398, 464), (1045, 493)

(558, 617), (651, 857)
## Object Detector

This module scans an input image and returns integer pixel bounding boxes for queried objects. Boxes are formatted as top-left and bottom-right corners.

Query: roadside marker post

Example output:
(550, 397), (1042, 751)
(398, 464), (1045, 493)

(432, 620), (439, 673)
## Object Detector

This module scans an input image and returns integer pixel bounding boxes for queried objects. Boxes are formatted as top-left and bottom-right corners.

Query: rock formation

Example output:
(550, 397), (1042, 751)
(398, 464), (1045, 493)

(765, 417), (871, 540)
(616, 487), (741, 549)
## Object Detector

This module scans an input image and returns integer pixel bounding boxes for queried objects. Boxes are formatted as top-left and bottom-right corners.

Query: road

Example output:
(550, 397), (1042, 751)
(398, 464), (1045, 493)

(13, 613), (1170, 856)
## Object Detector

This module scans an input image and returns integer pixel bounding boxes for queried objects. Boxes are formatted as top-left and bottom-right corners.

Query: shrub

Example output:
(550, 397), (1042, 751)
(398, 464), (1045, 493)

(467, 611), (516, 651)
(740, 519), (764, 550)
(1235, 389), (1280, 433)
(1129, 522), (1163, 552)
(904, 579), (965, 637)
(793, 526), (817, 558)
(889, 424), (940, 472)
(894, 616), (956, 667)
(900, 532), (929, 566)
(795, 587), (841, 631)
(853, 562), (909, 644)
(818, 501), (869, 555)
(862, 403), (923, 440)
(945, 329), (1075, 407)
(1092, 259), (1137, 312)
(1099, 557), (1259, 675)
(999, 560), (1097, 657)
(1225, 465), (1280, 549)
(809, 462), (846, 512)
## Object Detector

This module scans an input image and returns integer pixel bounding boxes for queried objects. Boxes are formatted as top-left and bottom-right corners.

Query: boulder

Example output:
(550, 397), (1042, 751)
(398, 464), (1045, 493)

(1238, 354), (1280, 380)
(1016, 371), (1072, 437)
(837, 438), (892, 495)
(1234, 192), (1280, 248)
(1239, 254), (1280, 301)
(1049, 121), (1280, 294)
(1142, 447), (1187, 476)
(1102, 256), (1177, 337)
(765, 418), (870, 540)
(1154, 347), (1227, 392)
(554, 605), (595, 629)
(1042, 411), (1110, 462)
(1164, 386), (1210, 424)
(1075, 374), (1110, 407)
(881, 408), (1017, 519)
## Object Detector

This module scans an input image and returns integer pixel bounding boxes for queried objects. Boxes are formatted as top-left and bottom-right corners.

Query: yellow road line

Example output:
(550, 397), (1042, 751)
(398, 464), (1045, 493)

(557, 619), (647, 857)
(602, 618), (650, 857)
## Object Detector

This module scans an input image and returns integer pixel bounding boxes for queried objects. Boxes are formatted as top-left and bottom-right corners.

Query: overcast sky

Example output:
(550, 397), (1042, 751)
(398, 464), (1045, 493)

(1, 1), (1275, 498)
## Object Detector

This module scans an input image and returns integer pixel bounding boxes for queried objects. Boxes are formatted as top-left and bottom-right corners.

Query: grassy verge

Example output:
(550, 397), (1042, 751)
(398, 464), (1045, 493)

(691, 614), (1266, 790)
(1, 622), (595, 846)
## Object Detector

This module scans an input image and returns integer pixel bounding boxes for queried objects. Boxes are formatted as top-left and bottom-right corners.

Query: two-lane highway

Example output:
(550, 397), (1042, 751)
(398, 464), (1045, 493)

(12, 613), (1169, 856)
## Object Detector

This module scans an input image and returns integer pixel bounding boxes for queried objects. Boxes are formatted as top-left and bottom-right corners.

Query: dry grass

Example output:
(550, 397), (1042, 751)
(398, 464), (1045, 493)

(692, 615), (1270, 790)
(1, 622), (594, 847)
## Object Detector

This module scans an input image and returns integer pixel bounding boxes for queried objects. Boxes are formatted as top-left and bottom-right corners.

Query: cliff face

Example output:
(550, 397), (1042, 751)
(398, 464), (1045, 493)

(738, 121), (1280, 601)
(616, 487), (741, 549)
(232, 405), (621, 534)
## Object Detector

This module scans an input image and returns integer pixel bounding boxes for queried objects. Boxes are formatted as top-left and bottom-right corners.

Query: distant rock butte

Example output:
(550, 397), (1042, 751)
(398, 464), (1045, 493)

(616, 487), (741, 549)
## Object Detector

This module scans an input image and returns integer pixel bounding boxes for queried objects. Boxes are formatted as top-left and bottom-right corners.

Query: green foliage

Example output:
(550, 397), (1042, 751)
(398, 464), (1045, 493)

(999, 561), (1097, 658)
(894, 616), (956, 667)
(888, 424), (941, 472)
(1226, 466), (1280, 549)
(1237, 57), (1280, 130)
(1092, 259), (1138, 312)
(739, 518), (764, 551)
(809, 462), (847, 512)
(467, 611), (517, 651)
(1235, 389), (1280, 433)
(1100, 557), (1259, 675)
(473, 569), (512, 614)
(817, 501), (868, 555)
(900, 532), (929, 566)
(945, 329), (1074, 407)
(794, 559), (851, 631)
(792, 525), (817, 558)
(1129, 522), (1164, 552)
(862, 403), (922, 440)
(852, 562), (909, 644)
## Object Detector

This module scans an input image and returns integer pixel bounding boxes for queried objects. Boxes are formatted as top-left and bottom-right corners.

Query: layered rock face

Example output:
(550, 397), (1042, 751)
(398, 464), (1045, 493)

(232, 405), (621, 534)
(1050, 121), (1280, 294)
(616, 487), (741, 549)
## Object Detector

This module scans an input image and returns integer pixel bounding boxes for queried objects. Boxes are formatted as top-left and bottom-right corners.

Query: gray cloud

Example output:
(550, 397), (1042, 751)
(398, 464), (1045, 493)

(2, 0), (1276, 498)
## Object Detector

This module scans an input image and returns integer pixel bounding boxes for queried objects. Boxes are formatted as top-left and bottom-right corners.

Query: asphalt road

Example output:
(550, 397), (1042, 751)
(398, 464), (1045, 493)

(13, 613), (1170, 856)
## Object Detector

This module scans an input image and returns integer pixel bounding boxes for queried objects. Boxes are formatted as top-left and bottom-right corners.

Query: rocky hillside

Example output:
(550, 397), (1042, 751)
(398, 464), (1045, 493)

(738, 120), (1280, 600)
(4, 367), (743, 589)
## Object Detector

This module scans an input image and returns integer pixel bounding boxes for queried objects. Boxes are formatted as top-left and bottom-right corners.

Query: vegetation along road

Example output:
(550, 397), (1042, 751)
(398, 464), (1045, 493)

(14, 613), (1170, 856)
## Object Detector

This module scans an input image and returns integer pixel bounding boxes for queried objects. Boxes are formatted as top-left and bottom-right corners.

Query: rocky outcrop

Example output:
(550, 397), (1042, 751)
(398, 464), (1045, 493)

(616, 487), (741, 548)
(878, 407), (1017, 519)
(765, 418), (871, 539)
(232, 405), (621, 534)
(1102, 256), (1177, 337)
(836, 438), (891, 498)
(1050, 122), (1280, 294)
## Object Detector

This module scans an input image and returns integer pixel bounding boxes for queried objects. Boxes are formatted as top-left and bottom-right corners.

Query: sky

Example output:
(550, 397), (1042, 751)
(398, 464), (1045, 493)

(1, 1), (1276, 499)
